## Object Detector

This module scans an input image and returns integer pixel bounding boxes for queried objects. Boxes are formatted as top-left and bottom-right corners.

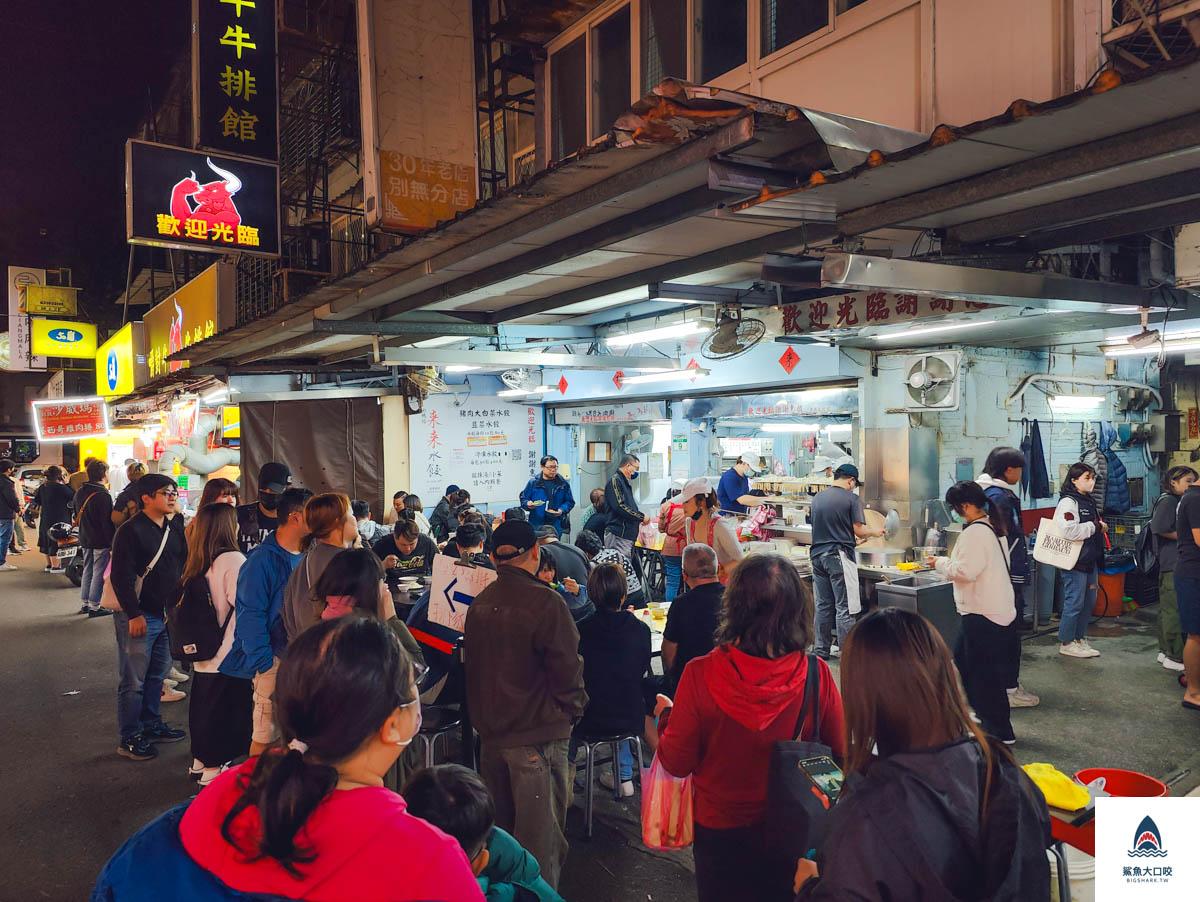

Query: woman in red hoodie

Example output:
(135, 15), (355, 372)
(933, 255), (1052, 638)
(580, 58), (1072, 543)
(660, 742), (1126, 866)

(657, 552), (845, 902)
(179, 615), (483, 902)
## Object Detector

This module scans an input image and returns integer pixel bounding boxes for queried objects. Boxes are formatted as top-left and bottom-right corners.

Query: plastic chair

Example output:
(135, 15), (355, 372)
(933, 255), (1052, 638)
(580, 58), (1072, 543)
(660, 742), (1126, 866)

(412, 705), (462, 768)
(575, 732), (645, 840)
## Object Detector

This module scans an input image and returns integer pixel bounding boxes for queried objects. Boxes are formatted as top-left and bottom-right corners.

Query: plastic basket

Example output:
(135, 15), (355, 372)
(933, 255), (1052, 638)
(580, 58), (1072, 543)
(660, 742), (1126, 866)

(1104, 515), (1151, 551)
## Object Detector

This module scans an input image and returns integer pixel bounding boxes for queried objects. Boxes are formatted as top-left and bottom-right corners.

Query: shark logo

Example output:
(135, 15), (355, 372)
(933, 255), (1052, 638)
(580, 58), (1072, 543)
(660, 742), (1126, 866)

(1128, 815), (1168, 858)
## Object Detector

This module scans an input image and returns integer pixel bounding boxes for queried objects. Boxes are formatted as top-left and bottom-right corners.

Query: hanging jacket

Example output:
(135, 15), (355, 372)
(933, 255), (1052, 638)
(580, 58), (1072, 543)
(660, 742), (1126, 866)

(1020, 419), (1050, 501)
(796, 738), (1052, 902)
(1099, 421), (1130, 515)
(975, 473), (1029, 584)
(1081, 426), (1108, 514)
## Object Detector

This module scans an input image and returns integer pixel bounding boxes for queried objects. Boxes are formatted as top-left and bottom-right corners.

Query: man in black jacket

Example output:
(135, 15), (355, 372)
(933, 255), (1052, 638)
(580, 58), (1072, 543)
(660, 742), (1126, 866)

(428, 483), (461, 541)
(0, 459), (18, 572)
(109, 473), (188, 761)
(603, 454), (647, 558)
(75, 459), (115, 616)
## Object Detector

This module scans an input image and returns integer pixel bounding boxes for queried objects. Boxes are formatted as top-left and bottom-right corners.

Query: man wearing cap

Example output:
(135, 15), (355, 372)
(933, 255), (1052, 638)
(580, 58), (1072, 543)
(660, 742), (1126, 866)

(428, 484), (460, 543)
(809, 463), (886, 659)
(717, 454), (759, 515)
(236, 461), (293, 554)
(464, 519), (587, 891)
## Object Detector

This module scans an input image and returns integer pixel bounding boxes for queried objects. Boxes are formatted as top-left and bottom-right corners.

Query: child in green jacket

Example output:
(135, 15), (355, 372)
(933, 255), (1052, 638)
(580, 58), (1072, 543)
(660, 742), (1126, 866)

(403, 764), (565, 902)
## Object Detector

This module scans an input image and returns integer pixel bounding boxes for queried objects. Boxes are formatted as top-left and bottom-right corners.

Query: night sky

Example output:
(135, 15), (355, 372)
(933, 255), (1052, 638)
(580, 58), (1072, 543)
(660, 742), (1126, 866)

(0, 2), (188, 328)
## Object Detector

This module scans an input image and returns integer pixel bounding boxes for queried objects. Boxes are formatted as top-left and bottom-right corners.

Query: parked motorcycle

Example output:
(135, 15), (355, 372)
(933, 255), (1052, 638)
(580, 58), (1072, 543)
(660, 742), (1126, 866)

(48, 522), (84, 587)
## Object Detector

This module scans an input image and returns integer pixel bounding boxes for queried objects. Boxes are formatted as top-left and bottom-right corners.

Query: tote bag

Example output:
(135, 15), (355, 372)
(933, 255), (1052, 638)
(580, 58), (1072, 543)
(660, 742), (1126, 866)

(1032, 517), (1083, 570)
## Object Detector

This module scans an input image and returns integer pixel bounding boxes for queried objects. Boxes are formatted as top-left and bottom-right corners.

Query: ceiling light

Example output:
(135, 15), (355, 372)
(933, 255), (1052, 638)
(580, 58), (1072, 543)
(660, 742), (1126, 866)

(496, 385), (556, 398)
(412, 336), (464, 348)
(1106, 306), (1146, 314)
(1048, 394), (1105, 412)
(873, 320), (996, 342)
(822, 424), (853, 435)
(604, 321), (706, 347)
(760, 423), (820, 433)
(201, 388), (228, 404)
(621, 368), (709, 385)
(444, 365), (480, 373)
(1104, 339), (1200, 358)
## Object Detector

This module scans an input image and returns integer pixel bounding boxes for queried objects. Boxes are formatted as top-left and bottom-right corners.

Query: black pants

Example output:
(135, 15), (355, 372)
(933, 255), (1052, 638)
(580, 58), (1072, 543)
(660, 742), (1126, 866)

(693, 821), (794, 902)
(954, 614), (1016, 742)
(1005, 584), (1025, 688)
(189, 671), (253, 767)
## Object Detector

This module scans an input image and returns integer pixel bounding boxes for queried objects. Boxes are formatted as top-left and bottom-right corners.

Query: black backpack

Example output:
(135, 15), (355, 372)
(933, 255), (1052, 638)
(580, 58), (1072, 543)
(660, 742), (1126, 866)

(166, 573), (233, 663)
(1134, 494), (1168, 576)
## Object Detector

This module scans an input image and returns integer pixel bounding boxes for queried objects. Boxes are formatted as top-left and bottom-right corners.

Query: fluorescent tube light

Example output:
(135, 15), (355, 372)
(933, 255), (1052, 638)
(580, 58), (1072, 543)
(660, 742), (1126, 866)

(202, 388), (228, 404)
(621, 368), (709, 385)
(444, 365), (480, 373)
(873, 320), (996, 342)
(1048, 394), (1105, 412)
(822, 424), (853, 435)
(605, 321), (706, 347)
(412, 336), (464, 348)
(496, 385), (556, 397)
(760, 423), (821, 433)
(1104, 339), (1200, 358)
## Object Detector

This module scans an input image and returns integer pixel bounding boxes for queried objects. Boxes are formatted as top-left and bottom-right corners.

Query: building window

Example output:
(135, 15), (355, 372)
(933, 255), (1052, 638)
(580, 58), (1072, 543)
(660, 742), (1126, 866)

(837, 0), (872, 11)
(641, 0), (687, 93)
(695, 0), (747, 82)
(592, 5), (632, 138)
(761, 0), (830, 57)
(551, 35), (587, 160)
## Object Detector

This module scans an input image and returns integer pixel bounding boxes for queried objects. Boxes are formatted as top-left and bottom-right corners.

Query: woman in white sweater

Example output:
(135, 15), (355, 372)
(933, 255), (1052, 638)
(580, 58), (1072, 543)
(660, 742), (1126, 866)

(183, 504), (248, 786)
(926, 481), (1017, 745)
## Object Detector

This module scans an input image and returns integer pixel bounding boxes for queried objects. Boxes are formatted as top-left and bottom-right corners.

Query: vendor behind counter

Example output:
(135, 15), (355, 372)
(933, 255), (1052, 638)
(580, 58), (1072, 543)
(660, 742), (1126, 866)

(717, 455), (759, 515)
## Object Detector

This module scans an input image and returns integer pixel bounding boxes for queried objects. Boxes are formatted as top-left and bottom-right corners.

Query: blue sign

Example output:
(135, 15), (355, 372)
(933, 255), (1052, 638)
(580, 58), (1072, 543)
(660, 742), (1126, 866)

(106, 350), (119, 391)
(50, 329), (84, 344)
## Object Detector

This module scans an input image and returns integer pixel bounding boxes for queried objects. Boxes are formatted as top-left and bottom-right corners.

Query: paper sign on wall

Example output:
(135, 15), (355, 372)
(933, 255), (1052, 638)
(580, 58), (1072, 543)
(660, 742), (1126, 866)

(428, 554), (497, 633)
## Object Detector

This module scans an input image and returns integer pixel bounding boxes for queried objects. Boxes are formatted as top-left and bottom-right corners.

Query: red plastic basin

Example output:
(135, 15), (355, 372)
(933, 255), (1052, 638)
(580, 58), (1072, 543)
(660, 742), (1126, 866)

(1074, 767), (1168, 797)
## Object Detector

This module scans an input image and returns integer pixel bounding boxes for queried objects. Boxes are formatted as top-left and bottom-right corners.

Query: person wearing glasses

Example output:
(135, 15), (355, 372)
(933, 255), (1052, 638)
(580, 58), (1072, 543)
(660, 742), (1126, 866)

(520, 455), (576, 538)
(108, 474), (189, 762)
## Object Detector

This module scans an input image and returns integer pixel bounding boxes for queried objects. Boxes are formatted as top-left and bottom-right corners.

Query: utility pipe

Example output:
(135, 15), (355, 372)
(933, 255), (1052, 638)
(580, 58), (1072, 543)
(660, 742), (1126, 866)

(1006, 374), (1162, 409)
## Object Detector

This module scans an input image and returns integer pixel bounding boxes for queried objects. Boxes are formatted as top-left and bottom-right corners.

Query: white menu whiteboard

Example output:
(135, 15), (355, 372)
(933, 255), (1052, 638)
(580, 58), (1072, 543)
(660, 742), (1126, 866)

(408, 394), (545, 506)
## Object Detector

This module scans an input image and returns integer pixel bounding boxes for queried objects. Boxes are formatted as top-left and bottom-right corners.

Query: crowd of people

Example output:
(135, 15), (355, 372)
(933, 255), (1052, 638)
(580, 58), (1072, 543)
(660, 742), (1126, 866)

(24, 441), (1178, 901)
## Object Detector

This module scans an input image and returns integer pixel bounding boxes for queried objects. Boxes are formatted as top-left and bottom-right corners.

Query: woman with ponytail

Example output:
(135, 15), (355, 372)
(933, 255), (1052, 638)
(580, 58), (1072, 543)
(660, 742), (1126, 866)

(95, 616), (482, 900)
(281, 493), (357, 641)
(795, 608), (1050, 900)
(925, 481), (1019, 745)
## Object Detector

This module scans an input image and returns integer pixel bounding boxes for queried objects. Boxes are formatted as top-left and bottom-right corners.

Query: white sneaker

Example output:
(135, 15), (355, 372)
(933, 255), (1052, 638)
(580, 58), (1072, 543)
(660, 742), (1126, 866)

(1007, 687), (1040, 707)
(163, 678), (178, 690)
(1060, 641), (1092, 658)
(48, 567), (64, 574)
(198, 762), (233, 787)
(0, 564), (18, 572)
(168, 666), (190, 683)
(161, 686), (186, 702)
(1077, 639), (1101, 657)
(598, 771), (635, 797)
(1162, 656), (1185, 672)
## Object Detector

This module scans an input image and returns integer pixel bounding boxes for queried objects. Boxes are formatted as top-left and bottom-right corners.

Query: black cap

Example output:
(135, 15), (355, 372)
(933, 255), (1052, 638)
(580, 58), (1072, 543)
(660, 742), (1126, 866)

(445, 483), (461, 496)
(834, 463), (862, 484)
(535, 525), (559, 540)
(258, 461), (292, 493)
(492, 520), (537, 560)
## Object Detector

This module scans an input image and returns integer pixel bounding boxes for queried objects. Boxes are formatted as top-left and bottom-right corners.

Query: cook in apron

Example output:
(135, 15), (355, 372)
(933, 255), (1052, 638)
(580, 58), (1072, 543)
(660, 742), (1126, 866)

(838, 549), (861, 615)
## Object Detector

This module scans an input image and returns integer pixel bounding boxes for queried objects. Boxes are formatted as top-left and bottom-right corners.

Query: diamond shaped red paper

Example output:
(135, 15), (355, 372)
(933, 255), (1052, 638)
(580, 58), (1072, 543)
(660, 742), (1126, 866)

(779, 346), (800, 374)
(557, 375), (569, 394)
(613, 370), (624, 389)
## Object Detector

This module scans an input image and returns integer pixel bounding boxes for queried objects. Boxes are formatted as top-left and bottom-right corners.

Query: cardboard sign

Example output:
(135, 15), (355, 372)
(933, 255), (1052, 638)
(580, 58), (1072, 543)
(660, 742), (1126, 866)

(428, 553), (496, 633)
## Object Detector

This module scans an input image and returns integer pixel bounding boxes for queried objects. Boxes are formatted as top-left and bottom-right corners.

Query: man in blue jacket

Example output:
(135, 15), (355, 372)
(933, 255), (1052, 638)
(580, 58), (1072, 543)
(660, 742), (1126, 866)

(519, 455), (576, 536)
(220, 486), (312, 756)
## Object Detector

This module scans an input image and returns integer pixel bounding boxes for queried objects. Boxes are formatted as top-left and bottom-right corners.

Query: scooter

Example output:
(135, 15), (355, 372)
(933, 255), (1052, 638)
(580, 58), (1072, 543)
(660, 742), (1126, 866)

(48, 522), (84, 587)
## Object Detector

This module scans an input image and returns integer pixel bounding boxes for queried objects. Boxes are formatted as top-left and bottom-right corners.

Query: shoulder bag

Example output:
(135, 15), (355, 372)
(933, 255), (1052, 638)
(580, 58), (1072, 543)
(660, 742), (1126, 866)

(765, 655), (836, 860)
(100, 525), (173, 612)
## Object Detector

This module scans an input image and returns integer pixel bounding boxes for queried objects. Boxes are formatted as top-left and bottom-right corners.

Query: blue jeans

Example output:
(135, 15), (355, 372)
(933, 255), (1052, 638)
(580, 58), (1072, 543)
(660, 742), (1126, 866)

(812, 550), (855, 654)
(1058, 568), (1097, 644)
(114, 612), (171, 741)
(0, 519), (12, 564)
(570, 737), (636, 781)
(80, 547), (111, 610)
(663, 556), (682, 603)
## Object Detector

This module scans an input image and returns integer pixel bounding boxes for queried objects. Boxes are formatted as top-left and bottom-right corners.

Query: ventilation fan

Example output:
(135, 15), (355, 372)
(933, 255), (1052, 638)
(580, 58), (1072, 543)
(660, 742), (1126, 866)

(500, 368), (538, 392)
(902, 351), (961, 411)
(700, 306), (767, 360)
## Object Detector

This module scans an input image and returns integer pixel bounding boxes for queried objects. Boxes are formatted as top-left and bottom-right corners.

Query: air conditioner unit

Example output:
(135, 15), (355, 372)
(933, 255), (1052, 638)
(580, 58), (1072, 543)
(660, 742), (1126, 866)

(902, 351), (962, 412)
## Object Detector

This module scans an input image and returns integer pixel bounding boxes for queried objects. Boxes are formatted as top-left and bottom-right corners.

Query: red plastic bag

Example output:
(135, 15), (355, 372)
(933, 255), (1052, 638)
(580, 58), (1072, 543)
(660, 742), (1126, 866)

(641, 755), (694, 850)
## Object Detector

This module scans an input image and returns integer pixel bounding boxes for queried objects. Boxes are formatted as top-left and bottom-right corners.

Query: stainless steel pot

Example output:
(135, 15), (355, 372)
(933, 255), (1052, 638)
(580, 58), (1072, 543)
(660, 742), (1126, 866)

(855, 547), (908, 568)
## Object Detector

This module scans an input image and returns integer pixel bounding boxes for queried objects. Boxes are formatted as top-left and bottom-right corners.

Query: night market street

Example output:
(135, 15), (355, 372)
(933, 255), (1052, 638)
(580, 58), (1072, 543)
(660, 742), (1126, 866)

(1, 548), (1197, 901)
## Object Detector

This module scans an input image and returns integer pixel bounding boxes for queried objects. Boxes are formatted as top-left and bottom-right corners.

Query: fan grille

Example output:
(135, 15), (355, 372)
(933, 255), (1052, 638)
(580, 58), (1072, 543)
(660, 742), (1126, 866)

(701, 310), (767, 360)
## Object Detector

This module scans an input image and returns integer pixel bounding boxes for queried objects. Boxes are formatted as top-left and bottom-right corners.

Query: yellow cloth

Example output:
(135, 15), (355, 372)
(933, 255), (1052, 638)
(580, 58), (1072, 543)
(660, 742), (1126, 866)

(1022, 762), (1091, 811)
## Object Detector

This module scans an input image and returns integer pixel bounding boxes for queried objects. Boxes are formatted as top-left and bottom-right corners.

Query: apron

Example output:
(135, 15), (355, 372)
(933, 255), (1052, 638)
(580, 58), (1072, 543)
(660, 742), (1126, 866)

(687, 514), (731, 585)
(839, 549), (862, 615)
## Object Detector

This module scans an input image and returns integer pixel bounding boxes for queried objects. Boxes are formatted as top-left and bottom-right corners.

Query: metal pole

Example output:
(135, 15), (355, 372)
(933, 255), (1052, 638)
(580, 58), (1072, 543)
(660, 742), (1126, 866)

(121, 245), (135, 325)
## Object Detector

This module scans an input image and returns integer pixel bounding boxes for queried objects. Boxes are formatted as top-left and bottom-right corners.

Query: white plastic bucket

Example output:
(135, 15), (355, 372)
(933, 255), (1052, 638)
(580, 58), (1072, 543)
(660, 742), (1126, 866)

(1048, 846), (1095, 902)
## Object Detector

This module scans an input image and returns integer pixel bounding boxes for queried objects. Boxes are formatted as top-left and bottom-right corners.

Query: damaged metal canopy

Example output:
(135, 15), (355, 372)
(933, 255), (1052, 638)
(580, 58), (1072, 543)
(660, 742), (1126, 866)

(821, 253), (1187, 312)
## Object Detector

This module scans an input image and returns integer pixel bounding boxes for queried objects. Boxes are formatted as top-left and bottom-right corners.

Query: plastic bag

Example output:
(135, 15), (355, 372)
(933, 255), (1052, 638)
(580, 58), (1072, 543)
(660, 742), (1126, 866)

(641, 755), (694, 850)
(638, 521), (661, 549)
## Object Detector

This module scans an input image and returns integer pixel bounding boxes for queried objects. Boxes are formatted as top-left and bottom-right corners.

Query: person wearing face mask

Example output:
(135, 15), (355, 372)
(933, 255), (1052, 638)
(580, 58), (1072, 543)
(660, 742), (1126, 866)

(1054, 463), (1107, 659)
(603, 453), (649, 559)
(281, 493), (359, 642)
(236, 461), (292, 553)
(95, 617), (483, 902)
(809, 464), (885, 661)
(717, 455), (759, 515)
(679, 477), (743, 584)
